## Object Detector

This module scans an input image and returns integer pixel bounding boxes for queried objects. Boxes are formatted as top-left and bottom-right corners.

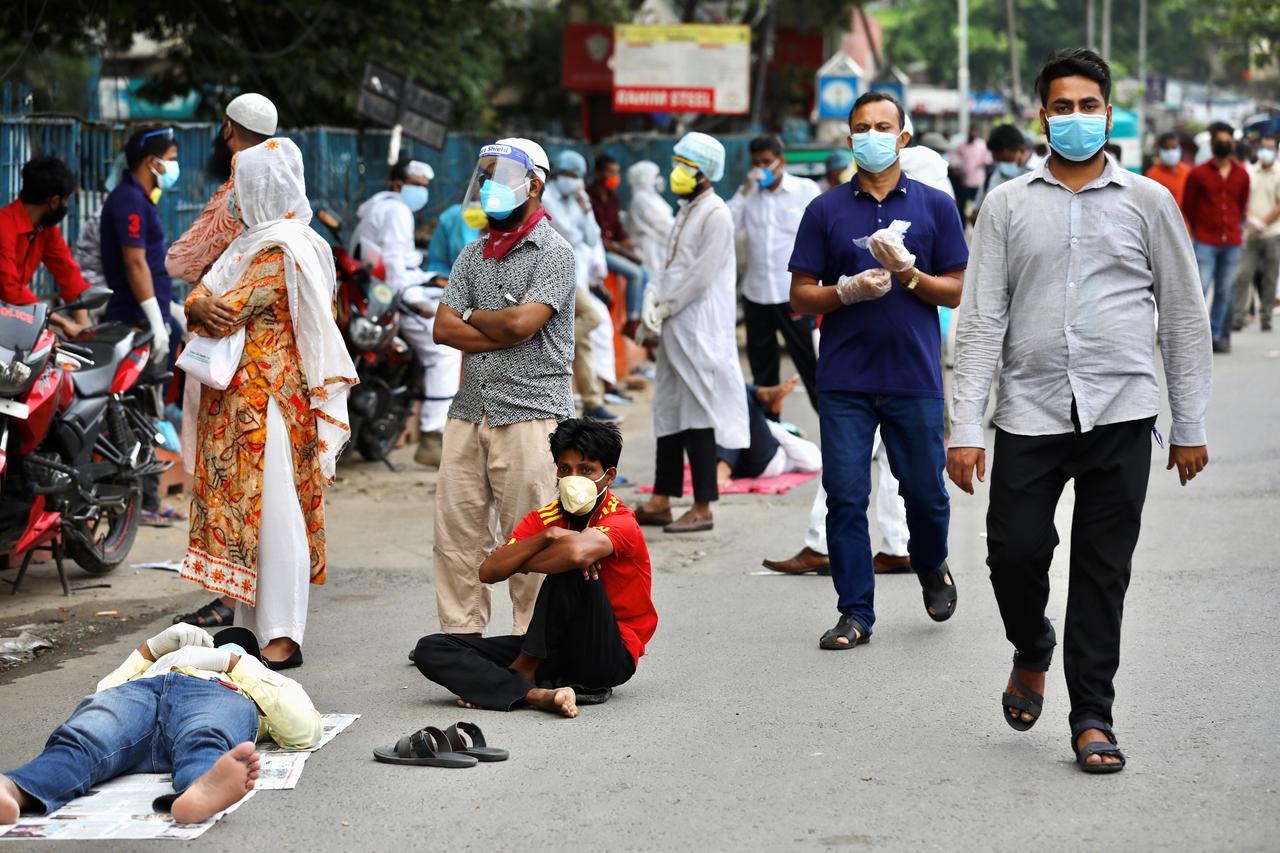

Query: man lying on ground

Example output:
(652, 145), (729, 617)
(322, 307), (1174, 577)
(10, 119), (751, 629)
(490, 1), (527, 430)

(0, 624), (321, 825)
(716, 377), (822, 489)
(414, 419), (657, 718)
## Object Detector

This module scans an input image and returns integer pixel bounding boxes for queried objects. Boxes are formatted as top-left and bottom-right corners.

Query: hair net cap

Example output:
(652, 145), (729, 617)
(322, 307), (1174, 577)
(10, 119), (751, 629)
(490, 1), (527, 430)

(556, 150), (587, 175)
(225, 93), (279, 136)
(406, 160), (434, 181)
(495, 137), (551, 180)
(673, 132), (726, 182)
(825, 150), (853, 171)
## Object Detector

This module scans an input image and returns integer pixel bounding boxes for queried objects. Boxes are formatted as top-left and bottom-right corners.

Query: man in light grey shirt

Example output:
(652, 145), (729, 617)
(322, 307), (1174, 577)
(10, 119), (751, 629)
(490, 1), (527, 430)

(948, 48), (1212, 775)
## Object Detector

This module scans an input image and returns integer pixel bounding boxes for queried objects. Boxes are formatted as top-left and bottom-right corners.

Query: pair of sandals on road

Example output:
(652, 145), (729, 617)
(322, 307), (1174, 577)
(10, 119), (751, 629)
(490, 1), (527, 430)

(1002, 663), (1126, 775)
(817, 562), (958, 651)
(373, 722), (509, 769)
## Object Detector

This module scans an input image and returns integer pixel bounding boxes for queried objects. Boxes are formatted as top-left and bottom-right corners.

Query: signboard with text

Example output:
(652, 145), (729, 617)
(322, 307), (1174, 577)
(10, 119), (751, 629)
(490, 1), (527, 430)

(356, 62), (454, 150)
(612, 24), (751, 115)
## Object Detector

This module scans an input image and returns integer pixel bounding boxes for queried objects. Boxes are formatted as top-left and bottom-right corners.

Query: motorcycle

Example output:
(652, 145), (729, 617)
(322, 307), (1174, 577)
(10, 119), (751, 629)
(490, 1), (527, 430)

(316, 208), (434, 468)
(0, 286), (170, 589)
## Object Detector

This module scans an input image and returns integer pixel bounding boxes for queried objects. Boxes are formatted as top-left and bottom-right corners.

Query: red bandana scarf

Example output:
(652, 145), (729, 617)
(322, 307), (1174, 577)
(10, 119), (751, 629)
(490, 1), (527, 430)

(483, 207), (549, 260)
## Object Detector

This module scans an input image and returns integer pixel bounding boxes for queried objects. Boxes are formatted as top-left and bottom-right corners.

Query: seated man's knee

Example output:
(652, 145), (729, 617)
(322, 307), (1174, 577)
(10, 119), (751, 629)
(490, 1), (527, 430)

(413, 634), (455, 673)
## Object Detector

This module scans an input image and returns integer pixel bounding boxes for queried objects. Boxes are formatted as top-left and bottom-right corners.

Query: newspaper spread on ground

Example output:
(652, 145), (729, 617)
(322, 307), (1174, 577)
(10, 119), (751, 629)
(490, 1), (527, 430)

(0, 713), (359, 840)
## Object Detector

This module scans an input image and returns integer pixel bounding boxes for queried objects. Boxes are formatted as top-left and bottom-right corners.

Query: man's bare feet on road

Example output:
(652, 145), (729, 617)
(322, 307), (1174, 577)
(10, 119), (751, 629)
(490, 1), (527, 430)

(1005, 667), (1044, 725)
(1076, 728), (1123, 767)
(171, 742), (259, 824)
(0, 774), (32, 824)
(525, 687), (577, 718)
(457, 698), (479, 710)
(757, 375), (800, 415)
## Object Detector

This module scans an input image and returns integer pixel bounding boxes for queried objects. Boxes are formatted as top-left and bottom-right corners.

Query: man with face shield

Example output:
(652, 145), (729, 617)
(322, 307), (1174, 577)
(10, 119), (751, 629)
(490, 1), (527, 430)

(0, 156), (90, 336)
(350, 158), (461, 467)
(413, 419), (656, 717)
(789, 92), (968, 652)
(632, 132), (749, 534)
(432, 138), (579, 638)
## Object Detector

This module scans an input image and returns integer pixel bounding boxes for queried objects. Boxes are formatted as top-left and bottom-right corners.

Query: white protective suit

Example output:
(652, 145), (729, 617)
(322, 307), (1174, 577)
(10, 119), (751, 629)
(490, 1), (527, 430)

(650, 190), (749, 448)
(543, 182), (616, 386)
(349, 191), (460, 434)
(626, 161), (675, 277)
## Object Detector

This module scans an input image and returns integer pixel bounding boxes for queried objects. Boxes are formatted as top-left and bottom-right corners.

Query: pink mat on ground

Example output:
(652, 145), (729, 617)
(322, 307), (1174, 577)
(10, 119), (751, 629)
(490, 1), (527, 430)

(636, 466), (819, 496)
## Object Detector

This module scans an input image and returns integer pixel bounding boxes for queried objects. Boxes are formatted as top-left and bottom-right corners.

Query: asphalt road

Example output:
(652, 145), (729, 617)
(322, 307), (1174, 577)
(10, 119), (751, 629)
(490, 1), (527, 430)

(1, 329), (1278, 851)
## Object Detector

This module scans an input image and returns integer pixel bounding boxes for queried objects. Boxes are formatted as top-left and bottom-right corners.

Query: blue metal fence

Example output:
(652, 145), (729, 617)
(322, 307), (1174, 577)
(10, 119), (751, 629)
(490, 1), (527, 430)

(0, 115), (755, 297)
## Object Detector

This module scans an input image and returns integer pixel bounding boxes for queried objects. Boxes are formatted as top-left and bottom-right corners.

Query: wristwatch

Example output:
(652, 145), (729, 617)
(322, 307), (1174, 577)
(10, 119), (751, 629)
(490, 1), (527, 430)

(461, 307), (475, 324)
(905, 269), (921, 290)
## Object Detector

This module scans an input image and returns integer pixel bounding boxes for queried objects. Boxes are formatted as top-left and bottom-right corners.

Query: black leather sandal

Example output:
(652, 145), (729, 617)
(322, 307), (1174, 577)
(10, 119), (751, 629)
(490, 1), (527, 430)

(172, 597), (234, 628)
(1002, 662), (1045, 731)
(818, 614), (871, 650)
(919, 563), (957, 622)
(1071, 719), (1126, 774)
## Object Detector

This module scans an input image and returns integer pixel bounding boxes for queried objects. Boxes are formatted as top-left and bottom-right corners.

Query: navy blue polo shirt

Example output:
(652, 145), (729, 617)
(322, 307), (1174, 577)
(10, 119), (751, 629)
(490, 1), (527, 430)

(100, 171), (174, 323)
(788, 173), (968, 399)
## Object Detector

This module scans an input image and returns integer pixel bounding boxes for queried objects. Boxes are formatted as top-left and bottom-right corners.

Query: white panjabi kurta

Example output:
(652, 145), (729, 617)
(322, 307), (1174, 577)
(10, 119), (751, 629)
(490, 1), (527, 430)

(650, 189), (749, 448)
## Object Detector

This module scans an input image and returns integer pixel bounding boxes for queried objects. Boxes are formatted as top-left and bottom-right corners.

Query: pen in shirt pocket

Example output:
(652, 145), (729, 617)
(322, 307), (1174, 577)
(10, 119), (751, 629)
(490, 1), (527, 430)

(1151, 426), (1164, 448)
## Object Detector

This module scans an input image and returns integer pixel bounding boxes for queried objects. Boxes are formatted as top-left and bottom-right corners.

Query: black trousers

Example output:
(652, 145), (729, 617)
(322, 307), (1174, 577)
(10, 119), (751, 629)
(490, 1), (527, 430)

(716, 385), (780, 479)
(986, 415), (1155, 727)
(414, 571), (635, 710)
(654, 427), (719, 503)
(741, 298), (818, 414)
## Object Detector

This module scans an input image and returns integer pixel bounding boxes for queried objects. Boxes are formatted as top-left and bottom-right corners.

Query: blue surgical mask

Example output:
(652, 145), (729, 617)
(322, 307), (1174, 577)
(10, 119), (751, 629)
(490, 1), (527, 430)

(996, 161), (1025, 179)
(1046, 113), (1108, 162)
(1158, 148), (1182, 168)
(220, 643), (249, 658)
(555, 176), (583, 197)
(400, 184), (429, 213)
(756, 163), (777, 189)
(480, 180), (526, 221)
(849, 131), (900, 175)
(152, 158), (180, 191)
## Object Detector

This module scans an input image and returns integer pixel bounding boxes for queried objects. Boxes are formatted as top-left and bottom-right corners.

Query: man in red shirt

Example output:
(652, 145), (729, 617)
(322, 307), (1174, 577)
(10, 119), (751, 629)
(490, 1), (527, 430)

(1145, 132), (1191, 208)
(413, 419), (656, 718)
(0, 156), (90, 336)
(1182, 121), (1251, 352)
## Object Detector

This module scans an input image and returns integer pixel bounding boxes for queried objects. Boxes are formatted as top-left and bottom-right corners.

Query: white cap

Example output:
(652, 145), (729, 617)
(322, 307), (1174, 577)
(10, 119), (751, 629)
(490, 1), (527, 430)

(495, 137), (550, 180)
(225, 93), (278, 136)
(406, 160), (434, 181)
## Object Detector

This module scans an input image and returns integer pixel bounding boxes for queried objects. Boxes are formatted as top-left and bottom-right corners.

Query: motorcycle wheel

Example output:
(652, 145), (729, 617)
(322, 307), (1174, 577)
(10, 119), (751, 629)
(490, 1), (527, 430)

(64, 484), (142, 575)
(357, 414), (406, 462)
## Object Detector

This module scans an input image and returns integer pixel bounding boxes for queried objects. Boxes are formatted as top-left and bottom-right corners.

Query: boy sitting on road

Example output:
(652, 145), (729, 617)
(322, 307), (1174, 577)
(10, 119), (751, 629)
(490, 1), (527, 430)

(414, 419), (657, 718)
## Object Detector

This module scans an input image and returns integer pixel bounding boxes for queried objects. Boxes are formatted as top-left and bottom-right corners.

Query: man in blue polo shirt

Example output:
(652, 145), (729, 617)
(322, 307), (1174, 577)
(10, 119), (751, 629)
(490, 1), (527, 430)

(101, 126), (182, 368)
(789, 92), (968, 651)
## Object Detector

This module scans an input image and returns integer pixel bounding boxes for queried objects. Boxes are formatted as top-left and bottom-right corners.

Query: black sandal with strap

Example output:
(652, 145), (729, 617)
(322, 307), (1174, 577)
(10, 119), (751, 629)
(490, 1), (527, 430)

(1071, 719), (1126, 774)
(172, 597), (234, 628)
(443, 722), (509, 762)
(918, 563), (957, 622)
(373, 727), (478, 768)
(1002, 662), (1045, 731)
(818, 614), (871, 650)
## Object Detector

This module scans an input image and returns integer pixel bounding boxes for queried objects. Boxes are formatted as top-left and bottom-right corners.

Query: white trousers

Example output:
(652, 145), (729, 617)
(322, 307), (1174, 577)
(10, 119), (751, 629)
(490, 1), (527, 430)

(761, 421), (823, 478)
(585, 291), (616, 387)
(399, 312), (462, 434)
(804, 428), (909, 557)
(236, 397), (310, 645)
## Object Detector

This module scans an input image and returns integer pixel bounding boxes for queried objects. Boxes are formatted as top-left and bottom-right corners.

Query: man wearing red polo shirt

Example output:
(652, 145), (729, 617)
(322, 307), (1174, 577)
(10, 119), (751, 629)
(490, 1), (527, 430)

(413, 419), (657, 718)
(0, 156), (90, 335)
(1183, 121), (1251, 353)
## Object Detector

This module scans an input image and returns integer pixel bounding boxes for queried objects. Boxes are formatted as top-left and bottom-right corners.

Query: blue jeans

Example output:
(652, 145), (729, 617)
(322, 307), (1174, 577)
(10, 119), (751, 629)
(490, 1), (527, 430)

(1193, 241), (1243, 342)
(818, 391), (950, 632)
(606, 253), (649, 320)
(5, 674), (259, 814)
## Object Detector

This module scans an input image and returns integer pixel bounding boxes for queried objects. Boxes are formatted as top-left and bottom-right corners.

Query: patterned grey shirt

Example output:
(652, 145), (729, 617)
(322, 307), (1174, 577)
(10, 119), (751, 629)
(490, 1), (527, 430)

(441, 218), (578, 426)
(952, 156), (1213, 449)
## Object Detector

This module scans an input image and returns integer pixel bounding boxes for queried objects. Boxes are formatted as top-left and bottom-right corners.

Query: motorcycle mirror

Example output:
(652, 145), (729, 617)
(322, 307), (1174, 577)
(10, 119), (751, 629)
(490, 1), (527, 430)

(59, 286), (112, 314)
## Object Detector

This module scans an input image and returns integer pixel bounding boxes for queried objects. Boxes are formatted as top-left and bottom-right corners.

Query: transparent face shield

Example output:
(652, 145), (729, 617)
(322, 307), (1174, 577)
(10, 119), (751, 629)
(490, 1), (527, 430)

(461, 144), (538, 225)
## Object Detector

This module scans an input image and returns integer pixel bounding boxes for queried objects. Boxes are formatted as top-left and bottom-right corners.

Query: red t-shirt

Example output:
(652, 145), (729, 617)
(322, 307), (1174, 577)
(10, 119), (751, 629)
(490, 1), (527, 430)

(0, 199), (88, 306)
(507, 490), (657, 663)
(1182, 159), (1251, 246)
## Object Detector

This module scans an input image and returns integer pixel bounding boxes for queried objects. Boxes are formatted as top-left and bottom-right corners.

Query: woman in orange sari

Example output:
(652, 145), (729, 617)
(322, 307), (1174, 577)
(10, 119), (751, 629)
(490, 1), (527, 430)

(181, 138), (356, 668)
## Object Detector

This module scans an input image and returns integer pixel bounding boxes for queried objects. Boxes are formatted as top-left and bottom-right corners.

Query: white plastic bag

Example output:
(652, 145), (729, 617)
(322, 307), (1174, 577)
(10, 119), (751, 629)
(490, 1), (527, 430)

(176, 329), (246, 391)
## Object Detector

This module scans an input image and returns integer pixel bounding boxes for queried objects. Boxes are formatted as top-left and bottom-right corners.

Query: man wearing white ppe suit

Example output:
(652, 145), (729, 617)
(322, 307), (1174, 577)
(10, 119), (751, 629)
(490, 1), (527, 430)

(634, 132), (749, 534)
(625, 161), (675, 280)
(351, 159), (460, 467)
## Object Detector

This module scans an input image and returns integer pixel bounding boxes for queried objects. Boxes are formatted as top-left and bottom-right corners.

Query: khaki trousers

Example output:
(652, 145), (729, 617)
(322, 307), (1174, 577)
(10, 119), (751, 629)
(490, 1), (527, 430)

(573, 289), (604, 410)
(433, 416), (556, 634)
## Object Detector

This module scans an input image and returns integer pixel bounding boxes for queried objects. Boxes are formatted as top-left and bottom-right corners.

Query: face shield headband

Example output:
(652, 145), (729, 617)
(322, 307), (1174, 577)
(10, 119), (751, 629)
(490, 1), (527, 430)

(465, 144), (538, 222)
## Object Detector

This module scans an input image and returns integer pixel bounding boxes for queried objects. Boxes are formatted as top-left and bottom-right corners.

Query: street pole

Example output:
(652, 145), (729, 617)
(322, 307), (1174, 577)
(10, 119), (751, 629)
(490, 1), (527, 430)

(1086, 0), (1095, 51)
(1004, 0), (1020, 117)
(1137, 0), (1148, 158)
(1102, 0), (1112, 62)
(958, 0), (970, 140)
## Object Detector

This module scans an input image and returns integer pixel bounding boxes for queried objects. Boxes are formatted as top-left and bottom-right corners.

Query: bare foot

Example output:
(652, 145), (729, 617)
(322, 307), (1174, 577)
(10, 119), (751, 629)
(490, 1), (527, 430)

(1076, 728), (1123, 766)
(525, 686), (578, 718)
(456, 698), (479, 710)
(0, 774), (27, 824)
(716, 460), (733, 490)
(756, 375), (800, 415)
(1005, 666), (1045, 725)
(171, 742), (259, 824)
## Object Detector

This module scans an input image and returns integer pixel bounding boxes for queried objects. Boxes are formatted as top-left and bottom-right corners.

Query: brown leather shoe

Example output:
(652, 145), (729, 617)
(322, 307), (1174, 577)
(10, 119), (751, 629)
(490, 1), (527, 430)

(762, 547), (830, 575)
(634, 507), (674, 526)
(663, 513), (713, 533)
(873, 552), (912, 574)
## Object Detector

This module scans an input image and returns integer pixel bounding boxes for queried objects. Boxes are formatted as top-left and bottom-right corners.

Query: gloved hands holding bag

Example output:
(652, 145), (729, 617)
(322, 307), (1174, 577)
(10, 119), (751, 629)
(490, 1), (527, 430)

(867, 229), (916, 273)
(835, 269), (893, 305)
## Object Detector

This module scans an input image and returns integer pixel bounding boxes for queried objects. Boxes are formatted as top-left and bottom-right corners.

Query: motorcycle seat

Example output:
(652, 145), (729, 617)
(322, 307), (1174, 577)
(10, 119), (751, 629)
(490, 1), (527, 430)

(70, 324), (137, 398)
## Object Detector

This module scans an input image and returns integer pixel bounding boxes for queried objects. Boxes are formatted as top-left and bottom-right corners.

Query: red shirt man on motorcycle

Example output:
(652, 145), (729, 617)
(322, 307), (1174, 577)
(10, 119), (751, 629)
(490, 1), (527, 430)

(0, 156), (91, 337)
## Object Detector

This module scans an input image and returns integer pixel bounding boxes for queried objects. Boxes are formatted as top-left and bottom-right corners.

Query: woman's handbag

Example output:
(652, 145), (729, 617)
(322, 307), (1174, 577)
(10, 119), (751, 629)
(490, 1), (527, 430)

(175, 328), (246, 391)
